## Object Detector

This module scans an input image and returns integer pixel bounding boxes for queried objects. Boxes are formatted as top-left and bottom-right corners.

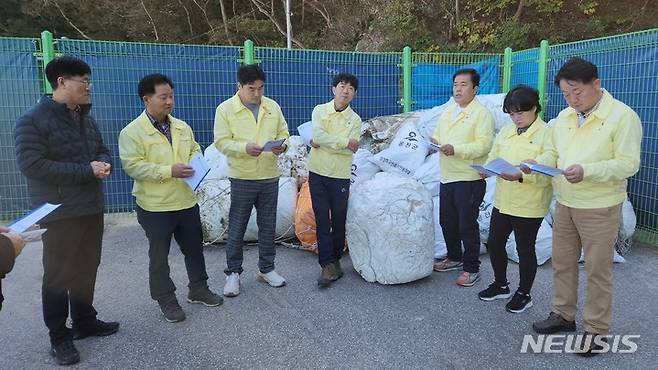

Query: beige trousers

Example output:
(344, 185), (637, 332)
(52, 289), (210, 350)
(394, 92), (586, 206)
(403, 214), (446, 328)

(551, 202), (622, 334)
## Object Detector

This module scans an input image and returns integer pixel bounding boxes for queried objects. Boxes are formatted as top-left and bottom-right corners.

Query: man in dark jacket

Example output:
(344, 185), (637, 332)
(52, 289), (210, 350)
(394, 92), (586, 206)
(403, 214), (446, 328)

(14, 56), (118, 366)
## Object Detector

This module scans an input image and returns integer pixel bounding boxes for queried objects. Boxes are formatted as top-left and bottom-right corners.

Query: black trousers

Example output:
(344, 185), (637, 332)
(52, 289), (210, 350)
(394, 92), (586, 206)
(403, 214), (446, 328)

(487, 207), (542, 294)
(308, 172), (350, 267)
(41, 213), (103, 345)
(439, 180), (486, 273)
(136, 205), (209, 303)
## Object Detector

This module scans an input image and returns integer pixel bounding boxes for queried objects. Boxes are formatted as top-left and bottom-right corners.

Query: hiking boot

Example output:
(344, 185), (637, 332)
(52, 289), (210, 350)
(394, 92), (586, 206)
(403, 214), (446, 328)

(317, 263), (338, 288)
(159, 299), (186, 323)
(187, 287), (223, 307)
(532, 312), (576, 334)
(223, 273), (240, 297)
(576, 332), (609, 357)
(334, 259), (344, 280)
(256, 270), (286, 287)
(50, 340), (80, 366)
(478, 282), (512, 301)
(73, 319), (120, 340)
(506, 291), (533, 313)
(456, 271), (480, 287)
(433, 258), (463, 272)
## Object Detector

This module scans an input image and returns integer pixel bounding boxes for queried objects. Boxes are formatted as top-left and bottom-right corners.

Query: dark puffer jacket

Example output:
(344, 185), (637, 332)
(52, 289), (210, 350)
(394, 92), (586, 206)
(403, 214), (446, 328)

(14, 96), (111, 223)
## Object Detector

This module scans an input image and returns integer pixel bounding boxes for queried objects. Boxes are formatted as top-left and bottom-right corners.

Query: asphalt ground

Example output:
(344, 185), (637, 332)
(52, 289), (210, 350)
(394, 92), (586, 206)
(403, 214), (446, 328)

(1, 217), (656, 369)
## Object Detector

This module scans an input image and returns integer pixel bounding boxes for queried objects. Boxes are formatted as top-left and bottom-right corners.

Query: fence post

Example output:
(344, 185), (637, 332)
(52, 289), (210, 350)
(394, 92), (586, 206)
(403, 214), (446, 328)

(537, 40), (550, 120)
(40, 30), (55, 94)
(402, 46), (412, 113)
(502, 47), (512, 93)
(243, 39), (255, 65)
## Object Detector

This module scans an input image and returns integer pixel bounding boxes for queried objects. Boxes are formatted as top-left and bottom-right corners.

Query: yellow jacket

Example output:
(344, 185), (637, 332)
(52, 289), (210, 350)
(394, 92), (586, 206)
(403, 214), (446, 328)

(213, 94), (289, 180)
(119, 111), (200, 212)
(537, 90), (642, 209)
(488, 118), (552, 218)
(308, 100), (362, 179)
(432, 98), (494, 183)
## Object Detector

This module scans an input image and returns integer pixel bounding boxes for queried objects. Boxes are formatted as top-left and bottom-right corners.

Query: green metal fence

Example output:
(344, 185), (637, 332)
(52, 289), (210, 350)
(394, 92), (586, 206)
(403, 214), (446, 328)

(0, 29), (656, 245)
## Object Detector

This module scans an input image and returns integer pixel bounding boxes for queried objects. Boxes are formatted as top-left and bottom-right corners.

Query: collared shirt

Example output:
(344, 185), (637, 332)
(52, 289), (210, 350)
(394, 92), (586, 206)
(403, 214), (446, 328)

(145, 110), (172, 143)
(307, 100), (362, 179)
(536, 89), (642, 209)
(432, 98), (495, 183)
(213, 93), (290, 180)
(119, 111), (201, 212)
(577, 90), (604, 127)
(488, 118), (552, 218)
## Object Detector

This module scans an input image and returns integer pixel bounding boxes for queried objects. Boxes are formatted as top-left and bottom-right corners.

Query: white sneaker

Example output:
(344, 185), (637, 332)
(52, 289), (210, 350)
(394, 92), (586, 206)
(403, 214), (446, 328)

(223, 273), (240, 297)
(256, 270), (286, 287)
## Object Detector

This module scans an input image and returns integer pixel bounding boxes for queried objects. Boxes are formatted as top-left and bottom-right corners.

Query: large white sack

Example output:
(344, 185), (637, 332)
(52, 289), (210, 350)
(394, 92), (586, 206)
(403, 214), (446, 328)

(204, 145), (229, 180)
(433, 195), (447, 259)
(475, 94), (512, 134)
(505, 219), (553, 265)
(243, 177), (298, 241)
(197, 177), (297, 243)
(197, 178), (232, 243)
(351, 149), (381, 186)
(347, 173), (434, 284)
(619, 199), (637, 240)
(413, 152), (441, 197)
(277, 136), (308, 185)
(368, 122), (429, 178)
(478, 176), (497, 242)
(416, 100), (453, 140)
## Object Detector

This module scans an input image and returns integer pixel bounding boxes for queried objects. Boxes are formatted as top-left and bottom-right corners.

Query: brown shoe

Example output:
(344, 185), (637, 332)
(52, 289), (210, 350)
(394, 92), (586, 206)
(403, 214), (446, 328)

(334, 259), (344, 280)
(576, 332), (608, 357)
(317, 263), (337, 288)
(532, 312), (576, 334)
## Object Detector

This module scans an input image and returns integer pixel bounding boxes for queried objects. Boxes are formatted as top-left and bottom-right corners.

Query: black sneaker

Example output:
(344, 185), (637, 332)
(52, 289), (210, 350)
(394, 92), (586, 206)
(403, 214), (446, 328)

(159, 299), (186, 323)
(187, 287), (223, 307)
(506, 291), (533, 313)
(50, 340), (80, 366)
(73, 319), (120, 340)
(532, 312), (576, 334)
(478, 282), (512, 301)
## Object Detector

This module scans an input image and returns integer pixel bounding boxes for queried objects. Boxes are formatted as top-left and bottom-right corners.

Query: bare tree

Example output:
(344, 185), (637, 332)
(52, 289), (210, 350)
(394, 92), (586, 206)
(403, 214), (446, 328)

(50, 0), (92, 39)
(219, 0), (233, 45)
(176, 0), (194, 36)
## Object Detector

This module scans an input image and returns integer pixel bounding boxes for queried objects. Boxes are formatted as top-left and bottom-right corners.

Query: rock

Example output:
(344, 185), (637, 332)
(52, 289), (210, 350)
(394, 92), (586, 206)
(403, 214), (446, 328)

(346, 173), (434, 284)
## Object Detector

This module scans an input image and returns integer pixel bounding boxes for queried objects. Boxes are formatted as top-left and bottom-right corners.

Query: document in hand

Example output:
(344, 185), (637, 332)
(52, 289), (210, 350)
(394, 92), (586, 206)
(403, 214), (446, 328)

(428, 141), (442, 151)
(297, 121), (313, 147)
(262, 139), (286, 152)
(520, 162), (563, 177)
(8, 203), (61, 233)
(183, 153), (211, 191)
(470, 158), (521, 177)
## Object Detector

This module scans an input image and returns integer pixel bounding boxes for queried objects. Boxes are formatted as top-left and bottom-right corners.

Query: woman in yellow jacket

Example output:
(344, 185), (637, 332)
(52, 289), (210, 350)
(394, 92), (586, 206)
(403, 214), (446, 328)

(477, 85), (552, 313)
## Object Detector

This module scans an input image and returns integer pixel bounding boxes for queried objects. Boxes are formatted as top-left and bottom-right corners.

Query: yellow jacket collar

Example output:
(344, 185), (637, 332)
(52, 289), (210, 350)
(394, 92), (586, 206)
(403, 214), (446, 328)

(137, 111), (183, 135)
(229, 93), (272, 114)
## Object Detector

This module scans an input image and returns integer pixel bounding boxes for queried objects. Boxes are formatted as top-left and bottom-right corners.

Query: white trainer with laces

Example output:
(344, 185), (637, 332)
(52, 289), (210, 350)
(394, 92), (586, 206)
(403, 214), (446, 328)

(223, 273), (240, 297)
(256, 270), (286, 287)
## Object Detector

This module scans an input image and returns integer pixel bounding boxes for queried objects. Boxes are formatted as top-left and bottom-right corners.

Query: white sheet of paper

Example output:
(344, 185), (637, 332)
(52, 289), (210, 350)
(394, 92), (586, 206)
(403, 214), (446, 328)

(8, 203), (61, 233)
(183, 153), (211, 191)
(262, 139), (286, 152)
(521, 162), (563, 177)
(471, 158), (521, 177)
(428, 142), (442, 151)
(297, 121), (313, 147)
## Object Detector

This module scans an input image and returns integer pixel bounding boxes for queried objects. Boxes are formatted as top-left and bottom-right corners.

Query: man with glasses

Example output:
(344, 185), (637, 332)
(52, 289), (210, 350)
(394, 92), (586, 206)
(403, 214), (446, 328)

(14, 56), (118, 366)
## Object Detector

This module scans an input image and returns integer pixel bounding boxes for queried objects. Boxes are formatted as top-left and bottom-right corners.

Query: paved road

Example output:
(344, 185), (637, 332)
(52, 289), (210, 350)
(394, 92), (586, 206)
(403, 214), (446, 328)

(1, 217), (656, 369)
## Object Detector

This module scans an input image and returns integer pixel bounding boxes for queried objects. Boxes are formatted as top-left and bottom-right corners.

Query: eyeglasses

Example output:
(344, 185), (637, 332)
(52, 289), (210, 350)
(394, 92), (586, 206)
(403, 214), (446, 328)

(65, 78), (92, 86)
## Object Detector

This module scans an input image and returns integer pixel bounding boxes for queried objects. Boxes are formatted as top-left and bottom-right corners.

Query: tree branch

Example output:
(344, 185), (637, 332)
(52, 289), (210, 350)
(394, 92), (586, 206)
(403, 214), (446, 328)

(250, 0), (305, 48)
(191, 0), (216, 33)
(51, 0), (92, 40)
(140, 1), (159, 41)
(513, 0), (526, 21)
(176, 0), (194, 36)
(219, 0), (233, 45)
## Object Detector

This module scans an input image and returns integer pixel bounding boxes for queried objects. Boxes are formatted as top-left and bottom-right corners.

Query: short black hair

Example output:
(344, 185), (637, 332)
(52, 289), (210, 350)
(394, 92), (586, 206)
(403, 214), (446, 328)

(237, 64), (266, 85)
(332, 73), (358, 91)
(503, 85), (541, 114)
(452, 68), (480, 87)
(138, 73), (174, 99)
(45, 56), (91, 90)
(554, 57), (598, 86)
